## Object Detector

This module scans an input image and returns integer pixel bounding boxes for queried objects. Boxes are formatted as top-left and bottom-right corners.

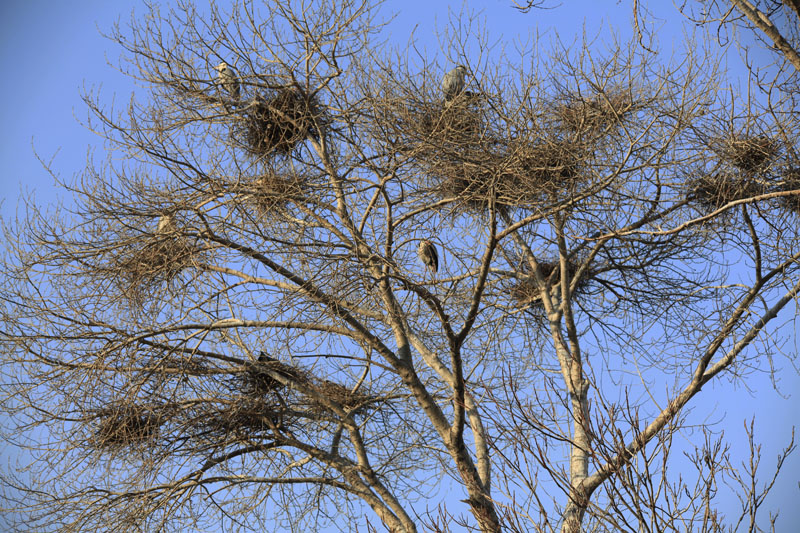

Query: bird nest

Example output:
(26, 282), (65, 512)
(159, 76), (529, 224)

(778, 168), (800, 214)
(92, 404), (164, 449)
(250, 171), (308, 215)
(687, 172), (764, 212)
(416, 100), (484, 147)
(115, 234), (201, 305)
(714, 135), (780, 174)
(241, 358), (312, 396)
(244, 357), (378, 416)
(435, 139), (586, 210)
(509, 258), (596, 311)
(308, 380), (377, 415)
(555, 91), (636, 133)
(239, 88), (321, 156)
(512, 140), (585, 193)
(206, 397), (291, 437)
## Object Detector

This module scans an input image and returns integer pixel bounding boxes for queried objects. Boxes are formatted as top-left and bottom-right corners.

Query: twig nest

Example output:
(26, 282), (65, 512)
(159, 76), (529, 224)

(687, 172), (764, 211)
(116, 233), (200, 304)
(209, 398), (289, 435)
(250, 171), (307, 214)
(513, 139), (584, 193)
(556, 90), (636, 133)
(778, 168), (800, 214)
(434, 138), (587, 210)
(390, 96), (485, 159)
(422, 99), (483, 142)
(240, 88), (320, 156)
(242, 358), (311, 396)
(93, 405), (162, 448)
(715, 135), (779, 173)
(510, 258), (595, 310)
(310, 380), (377, 415)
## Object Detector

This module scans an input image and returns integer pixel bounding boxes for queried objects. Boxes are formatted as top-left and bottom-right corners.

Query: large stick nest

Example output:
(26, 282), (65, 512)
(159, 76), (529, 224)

(415, 99), (484, 146)
(201, 397), (293, 439)
(241, 358), (312, 396)
(509, 257), (597, 311)
(714, 135), (780, 174)
(114, 231), (202, 305)
(308, 380), (378, 415)
(778, 168), (800, 214)
(687, 172), (764, 211)
(434, 138), (587, 210)
(249, 171), (308, 215)
(92, 404), (166, 449)
(236, 357), (379, 417)
(384, 95), (589, 209)
(238, 87), (322, 157)
(555, 90), (637, 134)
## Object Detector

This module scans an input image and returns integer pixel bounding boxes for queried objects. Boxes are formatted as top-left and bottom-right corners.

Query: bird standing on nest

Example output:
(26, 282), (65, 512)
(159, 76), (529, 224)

(214, 62), (240, 100)
(442, 65), (467, 102)
(418, 239), (439, 275)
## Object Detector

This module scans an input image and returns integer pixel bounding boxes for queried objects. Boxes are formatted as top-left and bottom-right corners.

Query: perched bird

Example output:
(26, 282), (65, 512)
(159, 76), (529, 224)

(156, 213), (176, 235)
(214, 62), (240, 100)
(258, 351), (277, 363)
(442, 65), (467, 101)
(418, 239), (439, 274)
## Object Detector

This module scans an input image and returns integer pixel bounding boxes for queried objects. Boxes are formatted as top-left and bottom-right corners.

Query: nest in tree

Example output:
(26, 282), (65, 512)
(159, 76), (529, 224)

(390, 97), (485, 158)
(716, 135), (779, 173)
(309, 380), (378, 416)
(92, 405), (162, 448)
(116, 233), (200, 296)
(778, 168), (800, 214)
(437, 139), (586, 210)
(687, 172), (764, 211)
(240, 88), (320, 156)
(242, 358), (311, 396)
(510, 258), (596, 310)
(208, 398), (291, 436)
(250, 171), (307, 214)
(556, 91), (636, 133)
(436, 164), (504, 210)
(514, 140), (584, 193)
(419, 100), (483, 143)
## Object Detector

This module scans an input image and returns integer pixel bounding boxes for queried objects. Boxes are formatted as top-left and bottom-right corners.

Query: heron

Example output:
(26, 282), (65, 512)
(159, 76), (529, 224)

(442, 65), (467, 102)
(214, 62), (240, 100)
(418, 239), (439, 274)
(156, 213), (176, 235)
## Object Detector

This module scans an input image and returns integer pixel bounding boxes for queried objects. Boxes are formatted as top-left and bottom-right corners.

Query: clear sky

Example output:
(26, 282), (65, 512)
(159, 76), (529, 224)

(0, 0), (797, 530)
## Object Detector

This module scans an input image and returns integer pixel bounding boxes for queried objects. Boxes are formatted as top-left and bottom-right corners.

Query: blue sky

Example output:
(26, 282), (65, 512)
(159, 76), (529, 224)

(1, 0), (798, 530)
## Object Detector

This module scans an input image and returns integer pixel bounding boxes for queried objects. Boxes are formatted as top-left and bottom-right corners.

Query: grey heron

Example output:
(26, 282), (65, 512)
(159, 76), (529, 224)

(442, 65), (467, 101)
(156, 213), (176, 235)
(418, 239), (439, 274)
(214, 62), (240, 100)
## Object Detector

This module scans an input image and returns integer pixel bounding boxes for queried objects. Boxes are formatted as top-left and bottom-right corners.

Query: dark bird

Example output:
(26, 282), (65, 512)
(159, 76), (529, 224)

(418, 239), (439, 274)
(258, 351), (277, 363)
(442, 65), (467, 101)
(214, 62), (240, 100)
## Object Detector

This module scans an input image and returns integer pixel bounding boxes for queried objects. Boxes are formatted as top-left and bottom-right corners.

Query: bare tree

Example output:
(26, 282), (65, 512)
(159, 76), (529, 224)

(632, 0), (800, 73)
(1, 1), (798, 532)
